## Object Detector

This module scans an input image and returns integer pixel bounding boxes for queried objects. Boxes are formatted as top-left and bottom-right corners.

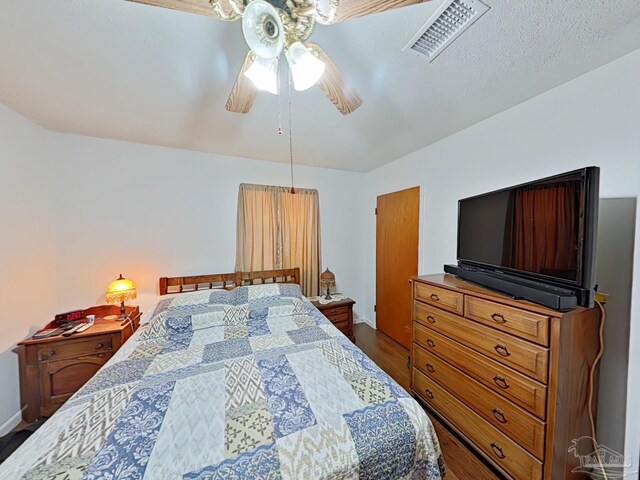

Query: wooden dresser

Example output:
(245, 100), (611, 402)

(17, 305), (140, 422)
(410, 274), (601, 480)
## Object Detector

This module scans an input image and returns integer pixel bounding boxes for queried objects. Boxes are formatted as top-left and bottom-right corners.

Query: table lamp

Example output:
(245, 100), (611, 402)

(106, 274), (137, 321)
(320, 268), (336, 300)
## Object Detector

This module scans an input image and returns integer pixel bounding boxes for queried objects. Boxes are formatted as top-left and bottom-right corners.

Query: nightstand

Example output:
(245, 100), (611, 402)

(311, 297), (356, 342)
(16, 305), (141, 423)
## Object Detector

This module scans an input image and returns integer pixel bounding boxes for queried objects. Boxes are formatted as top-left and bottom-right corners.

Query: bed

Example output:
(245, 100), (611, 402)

(0, 268), (444, 480)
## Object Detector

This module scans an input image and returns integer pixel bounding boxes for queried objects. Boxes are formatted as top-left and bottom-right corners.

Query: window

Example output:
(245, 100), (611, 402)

(235, 184), (320, 296)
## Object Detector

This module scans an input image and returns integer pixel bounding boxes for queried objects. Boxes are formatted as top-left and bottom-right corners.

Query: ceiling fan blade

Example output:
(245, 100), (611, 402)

(125, 0), (217, 16)
(124, 0), (242, 19)
(307, 43), (362, 115)
(226, 52), (259, 114)
(329, 0), (431, 23)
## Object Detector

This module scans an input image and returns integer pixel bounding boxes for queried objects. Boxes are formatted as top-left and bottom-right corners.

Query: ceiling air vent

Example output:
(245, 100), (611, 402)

(403, 0), (490, 62)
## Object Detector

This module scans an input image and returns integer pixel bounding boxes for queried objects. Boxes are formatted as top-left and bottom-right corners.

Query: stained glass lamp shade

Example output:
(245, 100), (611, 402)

(106, 274), (137, 320)
(320, 268), (336, 300)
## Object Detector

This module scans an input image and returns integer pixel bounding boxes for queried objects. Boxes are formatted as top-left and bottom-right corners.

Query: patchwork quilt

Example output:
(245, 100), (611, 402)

(0, 284), (444, 480)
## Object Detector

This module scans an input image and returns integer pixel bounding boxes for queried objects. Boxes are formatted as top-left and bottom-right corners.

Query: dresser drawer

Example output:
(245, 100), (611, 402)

(414, 306), (549, 383)
(414, 282), (463, 315)
(413, 369), (543, 480)
(413, 347), (545, 459)
(465, 297), (550, 346)
(36, 335), (113, 362)
(413, 326), (547, 419)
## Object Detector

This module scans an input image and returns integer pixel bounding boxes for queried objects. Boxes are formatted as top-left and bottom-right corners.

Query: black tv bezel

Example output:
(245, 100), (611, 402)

(456, 167), (600, 292)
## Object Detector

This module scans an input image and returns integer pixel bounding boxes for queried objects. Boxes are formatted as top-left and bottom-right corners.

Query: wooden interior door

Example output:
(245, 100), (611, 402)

(376, 187), (419, 348)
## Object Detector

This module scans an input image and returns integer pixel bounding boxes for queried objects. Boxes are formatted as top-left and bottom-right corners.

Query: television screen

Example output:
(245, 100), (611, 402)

(458, 168), (599, 288)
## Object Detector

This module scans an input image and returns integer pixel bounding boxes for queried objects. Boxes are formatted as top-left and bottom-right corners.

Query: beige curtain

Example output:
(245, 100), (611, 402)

(236, 184), (320, 296)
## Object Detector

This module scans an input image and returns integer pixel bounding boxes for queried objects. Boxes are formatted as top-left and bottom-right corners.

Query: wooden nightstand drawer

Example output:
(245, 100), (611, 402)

(37, 335), (113, 362)
(327, 312), (350, 323)
(323, 306), (350, 318)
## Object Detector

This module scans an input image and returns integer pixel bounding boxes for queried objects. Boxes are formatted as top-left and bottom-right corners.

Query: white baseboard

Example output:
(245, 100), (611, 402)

(0, 409), (23, 436)
(354, 317), (376, 329)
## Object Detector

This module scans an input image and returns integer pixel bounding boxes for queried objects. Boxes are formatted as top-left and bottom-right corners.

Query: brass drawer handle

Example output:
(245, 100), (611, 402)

(494, 344), (511, 357)
(492, 408), (507, 424)
(48, 350), (55, 357)
(493, 375), (510, 389)
(95, 343), (104, 349)
(424, 389), (434, 400)
(491, 313), (506, 324)
(97, 353), (105, 358)
(426, 363), (435, 373)
(426, 315), (436, 324)
(490, 443), (506, 459)
(430, 293), (440, 301)
(426, 339), (436, 348)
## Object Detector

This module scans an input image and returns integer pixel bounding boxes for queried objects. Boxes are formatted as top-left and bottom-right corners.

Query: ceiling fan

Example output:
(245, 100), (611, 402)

(127, 0), (430, 115)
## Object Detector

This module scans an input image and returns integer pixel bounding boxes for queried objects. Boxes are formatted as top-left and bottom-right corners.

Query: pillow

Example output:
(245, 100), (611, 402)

(157, 289), (220, 306)
(139, 303), (250, 341)
(139, 283), (303, 339)
(241, 283), (303, 300)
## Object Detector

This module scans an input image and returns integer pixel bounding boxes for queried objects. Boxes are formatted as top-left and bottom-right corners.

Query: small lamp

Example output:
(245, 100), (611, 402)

(106, 274), (137, 321)
(320, 268), (336, 300)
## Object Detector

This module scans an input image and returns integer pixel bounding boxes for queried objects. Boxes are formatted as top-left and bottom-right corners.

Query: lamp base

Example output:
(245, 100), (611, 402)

(324, 286), (332, 301)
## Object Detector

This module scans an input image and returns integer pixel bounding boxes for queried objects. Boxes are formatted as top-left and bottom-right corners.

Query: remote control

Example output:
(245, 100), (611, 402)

(76, 323), (93, 333)
(62, 324), (85, 337)
(33, 328), (64, 339)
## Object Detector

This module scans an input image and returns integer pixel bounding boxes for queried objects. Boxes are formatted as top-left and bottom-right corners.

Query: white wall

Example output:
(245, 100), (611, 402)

(362, 49), (640, 459)
(50, 134), (365, 319)
(0, 105), (58, 434)
(625, 174), (640, 478)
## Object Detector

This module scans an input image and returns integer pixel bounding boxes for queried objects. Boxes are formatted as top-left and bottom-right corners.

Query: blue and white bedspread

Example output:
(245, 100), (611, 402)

(1, 284), (444, 480)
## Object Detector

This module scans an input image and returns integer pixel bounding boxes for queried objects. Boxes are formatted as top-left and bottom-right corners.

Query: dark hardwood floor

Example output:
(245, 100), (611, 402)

(354, 323), (501, 480)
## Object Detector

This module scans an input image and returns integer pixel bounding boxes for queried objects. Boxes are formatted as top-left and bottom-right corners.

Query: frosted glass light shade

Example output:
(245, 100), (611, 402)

(244, 56), (279, 94)
(285, 42), (325, 91)
(242, 0), (284, 59)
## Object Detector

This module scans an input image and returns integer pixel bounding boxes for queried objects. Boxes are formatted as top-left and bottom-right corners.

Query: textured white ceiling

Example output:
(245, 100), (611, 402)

(1, 0), (640, 172)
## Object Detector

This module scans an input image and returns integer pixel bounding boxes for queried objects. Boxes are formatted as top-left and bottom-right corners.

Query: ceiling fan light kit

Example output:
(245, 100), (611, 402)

(286, 41), (326, 91)
(242, 1), (325, 94)
(126, 0), (435, 115)
(242, 1), (284, 59)
(243, 56), (279, 94)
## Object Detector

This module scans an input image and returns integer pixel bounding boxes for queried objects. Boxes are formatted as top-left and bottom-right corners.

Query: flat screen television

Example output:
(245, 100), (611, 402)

(447, 167), (599, 309)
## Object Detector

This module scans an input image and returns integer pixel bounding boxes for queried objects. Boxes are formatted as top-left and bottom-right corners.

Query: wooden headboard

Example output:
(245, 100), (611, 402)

(159, 268), (300, 295)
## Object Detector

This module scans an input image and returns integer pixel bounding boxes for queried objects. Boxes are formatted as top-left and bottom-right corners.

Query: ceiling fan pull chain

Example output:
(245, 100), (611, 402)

(288, 73), (295, 194)
(277, 57), (283, 135)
